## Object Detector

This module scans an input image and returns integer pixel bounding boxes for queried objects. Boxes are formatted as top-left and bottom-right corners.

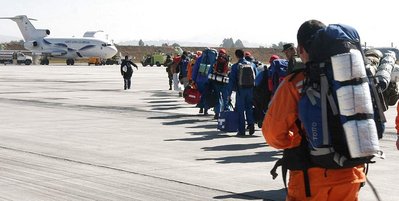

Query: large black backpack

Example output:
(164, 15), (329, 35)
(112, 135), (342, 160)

(238, 61), (255, 88)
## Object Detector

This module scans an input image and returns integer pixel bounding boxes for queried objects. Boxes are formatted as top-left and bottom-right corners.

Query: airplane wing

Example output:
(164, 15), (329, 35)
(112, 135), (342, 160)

(33, 50), (67, 56)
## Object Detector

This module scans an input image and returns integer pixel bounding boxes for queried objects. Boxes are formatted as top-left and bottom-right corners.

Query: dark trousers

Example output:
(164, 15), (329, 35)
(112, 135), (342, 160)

(168, 73), (173, 88)
(123, 74), (132, 90)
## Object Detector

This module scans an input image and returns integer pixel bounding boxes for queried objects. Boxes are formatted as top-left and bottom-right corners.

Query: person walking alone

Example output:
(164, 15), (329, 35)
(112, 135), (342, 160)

(120, 55), (138, 90)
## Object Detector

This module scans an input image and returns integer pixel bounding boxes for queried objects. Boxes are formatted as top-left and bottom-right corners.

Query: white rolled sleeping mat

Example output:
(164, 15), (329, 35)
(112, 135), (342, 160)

(331, 49), (381, 158)
(390, 64), (399, 83)
(375, 54), (395, 90)
(208, 73), (229, 84)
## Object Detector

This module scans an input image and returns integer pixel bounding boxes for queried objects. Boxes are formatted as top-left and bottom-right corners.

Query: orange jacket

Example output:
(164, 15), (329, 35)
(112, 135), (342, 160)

(262, 72), (366, 200)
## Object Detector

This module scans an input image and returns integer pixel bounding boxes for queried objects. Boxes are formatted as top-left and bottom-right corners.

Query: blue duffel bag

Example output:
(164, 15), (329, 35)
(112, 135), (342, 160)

(217, 110), (238, 132)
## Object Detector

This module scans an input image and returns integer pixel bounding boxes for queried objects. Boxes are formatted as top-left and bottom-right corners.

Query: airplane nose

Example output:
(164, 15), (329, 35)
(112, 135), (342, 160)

(105, 46), (118, 58)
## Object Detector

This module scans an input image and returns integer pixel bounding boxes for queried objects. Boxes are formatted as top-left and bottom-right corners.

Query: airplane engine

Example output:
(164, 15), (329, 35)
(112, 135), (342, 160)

(36, 29), (50, 37)
(24, 40), (39, 49)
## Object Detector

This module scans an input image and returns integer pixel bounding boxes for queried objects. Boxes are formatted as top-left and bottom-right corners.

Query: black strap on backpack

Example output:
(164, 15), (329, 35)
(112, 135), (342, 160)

(270, 119), (313, 197)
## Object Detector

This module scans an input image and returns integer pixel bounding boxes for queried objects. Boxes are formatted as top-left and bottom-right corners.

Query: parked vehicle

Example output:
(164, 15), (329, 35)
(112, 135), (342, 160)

(105, 54), (121, 65)
(0, 51), (32, 65)
(141, 52), (166, 67)
(88, 57), (102, 65)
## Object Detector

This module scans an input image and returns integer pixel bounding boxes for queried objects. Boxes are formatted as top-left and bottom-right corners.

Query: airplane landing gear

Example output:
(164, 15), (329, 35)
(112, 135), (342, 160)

(66, 58), (75, 65)
(40, 57), (49, 65)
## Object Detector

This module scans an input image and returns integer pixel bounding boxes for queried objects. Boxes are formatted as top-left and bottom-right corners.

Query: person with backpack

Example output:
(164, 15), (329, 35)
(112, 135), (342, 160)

(171, 54), (182, 94)
(191, 48), (218, 115)
(228, 49), (258, 136)
(208, 48), (230, 119)
(187, 51), (202, 85)
(268, 58), (289, 95)
(253, 55), (279, 128)
(262, 20), (375, 201)
(120, 55), (138, 90)
(365, 48), (398, 111)
(178, 51), (190, 90)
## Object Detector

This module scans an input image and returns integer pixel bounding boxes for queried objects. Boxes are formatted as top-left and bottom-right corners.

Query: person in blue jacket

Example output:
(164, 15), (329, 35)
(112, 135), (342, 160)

(228, 49), (258, 136)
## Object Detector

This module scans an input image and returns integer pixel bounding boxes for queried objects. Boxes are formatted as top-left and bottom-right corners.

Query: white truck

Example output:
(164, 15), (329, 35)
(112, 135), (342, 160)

(0, 51), (33, 65)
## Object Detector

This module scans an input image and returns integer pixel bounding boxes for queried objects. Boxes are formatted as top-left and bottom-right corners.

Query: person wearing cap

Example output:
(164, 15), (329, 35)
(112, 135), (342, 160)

(191, 48), (217, 115)
(171, 53), (182, 94)
(244, 51), (254, 62)
(282, 43), (295, 72)
(228, 49), (258, 136)
(282, 43), (304, 74)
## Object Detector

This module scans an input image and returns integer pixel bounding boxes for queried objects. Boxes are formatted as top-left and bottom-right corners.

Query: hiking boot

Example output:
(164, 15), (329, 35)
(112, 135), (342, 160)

(168, 86), (172, 90)
(257, 121), (262, 129)
(199, 108), (204, 114)
(236, 132), (245, 136)
(249, 124), (255, 135)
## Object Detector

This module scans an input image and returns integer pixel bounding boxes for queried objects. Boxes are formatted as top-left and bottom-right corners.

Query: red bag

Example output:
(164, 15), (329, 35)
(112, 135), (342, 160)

(183, 86), (201, 104)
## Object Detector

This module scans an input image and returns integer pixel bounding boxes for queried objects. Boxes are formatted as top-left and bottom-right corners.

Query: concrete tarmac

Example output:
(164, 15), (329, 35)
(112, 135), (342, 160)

(0, 64), (398, 201)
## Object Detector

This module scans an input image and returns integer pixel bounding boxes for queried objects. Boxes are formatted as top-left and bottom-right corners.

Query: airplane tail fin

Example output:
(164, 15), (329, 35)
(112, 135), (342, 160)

(0, 15), (49, 41)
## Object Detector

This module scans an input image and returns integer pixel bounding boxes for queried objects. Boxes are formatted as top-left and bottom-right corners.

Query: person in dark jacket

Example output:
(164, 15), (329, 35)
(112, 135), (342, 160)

(121, 55), (138, 90)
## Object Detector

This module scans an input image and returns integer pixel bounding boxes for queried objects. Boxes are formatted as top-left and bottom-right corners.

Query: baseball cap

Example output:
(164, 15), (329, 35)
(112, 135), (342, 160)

(282, 43), (294, 52)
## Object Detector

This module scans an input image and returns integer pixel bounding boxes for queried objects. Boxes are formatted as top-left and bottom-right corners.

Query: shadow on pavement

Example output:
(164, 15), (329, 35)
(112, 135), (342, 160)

(164, 130), (231, 142)
(202, 142), (268, 151)
(147, 100), (177, 104)
(213, 189), (286, 201)
(197, 151), (282, 163)
(148, 114), (201, 120)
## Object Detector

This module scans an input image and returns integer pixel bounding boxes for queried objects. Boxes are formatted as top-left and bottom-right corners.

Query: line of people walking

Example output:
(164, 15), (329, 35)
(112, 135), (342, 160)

(163, 46), (294, 136)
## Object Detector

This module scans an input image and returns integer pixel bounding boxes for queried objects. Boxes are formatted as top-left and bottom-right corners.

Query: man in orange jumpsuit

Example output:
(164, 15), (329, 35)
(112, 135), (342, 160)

(262, 19), (366, 201)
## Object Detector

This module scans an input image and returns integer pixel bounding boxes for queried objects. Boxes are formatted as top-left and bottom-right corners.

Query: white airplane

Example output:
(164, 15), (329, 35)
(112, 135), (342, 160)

(0, 15), (118, 65)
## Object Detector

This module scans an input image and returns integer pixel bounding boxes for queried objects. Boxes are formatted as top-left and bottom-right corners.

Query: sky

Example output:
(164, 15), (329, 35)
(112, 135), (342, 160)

(0, 0), (398, 47)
